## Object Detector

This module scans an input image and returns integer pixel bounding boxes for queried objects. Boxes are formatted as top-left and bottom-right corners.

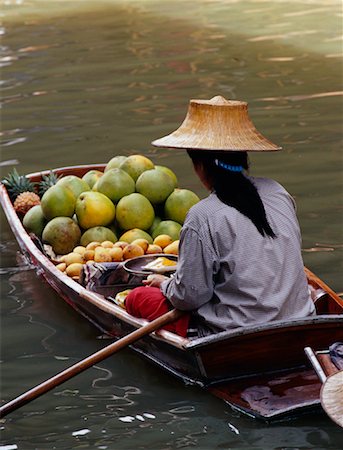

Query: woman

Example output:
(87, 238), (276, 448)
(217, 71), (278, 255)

(125, 96), (315, 338)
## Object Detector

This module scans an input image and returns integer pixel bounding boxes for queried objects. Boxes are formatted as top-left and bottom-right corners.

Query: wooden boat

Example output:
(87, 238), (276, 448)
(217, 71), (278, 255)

(1, 164), (343, 421)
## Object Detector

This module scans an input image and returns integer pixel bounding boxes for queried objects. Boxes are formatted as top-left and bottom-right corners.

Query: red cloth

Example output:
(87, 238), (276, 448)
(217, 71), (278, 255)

(125, 286), (190, 338)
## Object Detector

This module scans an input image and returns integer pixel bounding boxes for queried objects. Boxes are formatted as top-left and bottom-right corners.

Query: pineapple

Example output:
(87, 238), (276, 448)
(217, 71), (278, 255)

(13, 191), (41, 215)
(2, 168), (40, 215)
(38, 171), (61, 196)
(2, 168), (36, 201)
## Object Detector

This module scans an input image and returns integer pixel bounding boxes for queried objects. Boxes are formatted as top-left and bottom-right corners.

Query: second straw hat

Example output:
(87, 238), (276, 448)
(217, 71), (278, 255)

(152, 95), (281, 152)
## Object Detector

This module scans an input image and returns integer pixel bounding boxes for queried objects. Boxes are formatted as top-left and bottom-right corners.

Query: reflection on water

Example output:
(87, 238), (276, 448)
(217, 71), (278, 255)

(0, 1), (342, 449)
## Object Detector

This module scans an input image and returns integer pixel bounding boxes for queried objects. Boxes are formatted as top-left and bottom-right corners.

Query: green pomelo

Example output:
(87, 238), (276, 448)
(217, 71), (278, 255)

(119, 154), (154, 181)
(152, 220), (182, 241)
(82, 170), (104, 189)
(149, 216), (162, 236)
(105, 155), (127, 172)
(136, 168), (175, 204)
(92, 179), (100, 191)
(41, 184), (76, 220)
(23, 205), (47, 237)
(57, 175), (90, 199)
(75, 191), (116, 229)
(119, 228), (153, 244)
(116, 193), (155, 231)
(164, 188), (200, 224)
(155, 165), (178, 188)
(80, 226), (117, 246)
(42, 216), (81, 255)
(96, 168), (135, 203)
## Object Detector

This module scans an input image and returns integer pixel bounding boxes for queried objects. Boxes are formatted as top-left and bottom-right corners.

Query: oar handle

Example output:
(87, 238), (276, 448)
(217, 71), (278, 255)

(304, 346), (327, 383)
(0, 309), (184, 418)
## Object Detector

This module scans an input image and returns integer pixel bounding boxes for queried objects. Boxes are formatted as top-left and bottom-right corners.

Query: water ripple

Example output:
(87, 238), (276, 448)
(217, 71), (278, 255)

(0, 56), (18, 67)
(258, 91), (343, 102)
(283, 7), (332, 17)
(0, 266), (33, 275)
(0, 159), (18, 167)
(248, 30), (317, 42)
(1, 137), (27, 146)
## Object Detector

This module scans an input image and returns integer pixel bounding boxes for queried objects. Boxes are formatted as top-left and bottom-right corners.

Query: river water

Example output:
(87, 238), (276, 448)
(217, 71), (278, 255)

(0, 1), (342, 449)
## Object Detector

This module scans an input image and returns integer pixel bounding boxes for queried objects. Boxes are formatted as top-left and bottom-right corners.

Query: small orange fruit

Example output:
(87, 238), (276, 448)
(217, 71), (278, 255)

(153, 234), (173, 249)
(122, 244), (144, 260)
(109, 247), (123, 262)
(146, 244), (163, 254)
(131, 238), (149, 253)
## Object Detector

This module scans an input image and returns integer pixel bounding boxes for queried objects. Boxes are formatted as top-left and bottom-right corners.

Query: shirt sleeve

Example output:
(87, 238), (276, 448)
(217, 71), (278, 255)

(161, 226), (215, 310)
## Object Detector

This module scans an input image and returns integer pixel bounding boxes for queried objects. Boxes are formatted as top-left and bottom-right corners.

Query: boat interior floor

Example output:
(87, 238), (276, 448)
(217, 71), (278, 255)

(208, 366), (321, 420)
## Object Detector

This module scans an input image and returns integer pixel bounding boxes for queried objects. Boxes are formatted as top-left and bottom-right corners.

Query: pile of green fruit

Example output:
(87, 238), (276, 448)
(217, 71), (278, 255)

(22, 154), (200, 256)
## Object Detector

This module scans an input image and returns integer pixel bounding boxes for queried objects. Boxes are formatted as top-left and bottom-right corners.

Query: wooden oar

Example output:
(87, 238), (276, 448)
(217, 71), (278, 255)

(0, 309), (183, 418)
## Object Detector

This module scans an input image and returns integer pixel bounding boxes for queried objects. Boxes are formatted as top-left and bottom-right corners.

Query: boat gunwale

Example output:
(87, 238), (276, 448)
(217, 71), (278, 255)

(185, 315), (343, 349)
(25, 163), (106, 180)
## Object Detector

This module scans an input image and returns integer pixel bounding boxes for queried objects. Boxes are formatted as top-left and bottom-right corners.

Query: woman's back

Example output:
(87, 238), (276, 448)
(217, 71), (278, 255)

(162, 176), (315, 336)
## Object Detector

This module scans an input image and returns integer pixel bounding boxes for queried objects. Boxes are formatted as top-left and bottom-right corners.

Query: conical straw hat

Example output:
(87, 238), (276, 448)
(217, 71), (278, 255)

(152, 96), (281, 152)
(320, 371), (343, 428)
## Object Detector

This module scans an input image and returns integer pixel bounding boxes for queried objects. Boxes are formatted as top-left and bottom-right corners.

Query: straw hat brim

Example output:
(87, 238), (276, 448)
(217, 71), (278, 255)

(320, 371), (343, 428)
(152, 96), (281, 152)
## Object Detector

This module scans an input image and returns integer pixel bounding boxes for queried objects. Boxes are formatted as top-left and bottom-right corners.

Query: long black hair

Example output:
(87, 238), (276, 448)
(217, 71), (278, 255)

(187, 150), (276, 238)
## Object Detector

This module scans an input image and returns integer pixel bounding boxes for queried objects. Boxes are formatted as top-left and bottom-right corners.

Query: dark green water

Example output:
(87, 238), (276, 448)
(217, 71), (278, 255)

(1, 1), (342, 449)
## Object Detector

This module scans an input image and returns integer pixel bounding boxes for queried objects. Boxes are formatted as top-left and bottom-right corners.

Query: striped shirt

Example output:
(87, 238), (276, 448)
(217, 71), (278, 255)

(161, 176), (315, 336)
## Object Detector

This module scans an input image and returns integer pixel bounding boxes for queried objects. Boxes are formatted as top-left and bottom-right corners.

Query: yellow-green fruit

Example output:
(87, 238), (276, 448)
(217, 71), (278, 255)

(86, 241), (101, 250)
(23, 205), (47, 237)
(155, 165), (178, 188)
(82, 170), (104, 189)
(119, 228), (153, 244)
(136, 168), (175, 204)
(42, 217), (81, 255)
(146, 244), (162, 254)
(131, 238), (149, 252)
(116, 193), (154, 231)
(153, 234), (173, 248)
(80, 226), (117, 247)
(101, 241), (114, 248)
(84, 249), (95, 261)
(73, 245), (86, 255)
(56, 262), (67, 272)
(96, 168), (135, 203)
(57, 175), (90, 199)
(92, 180), (100, 191)
(109, 247), (123, 262)
(122, 244), (144, 260)
(75, 191), (115, 229)
(63, 252), (84, 266)
(164, 189), (200, 224)
(94, 247), (112, 263)
(105, 155), (127, 172)
(152, 220), (182, 241)
(66, 263), (84, 278)
(119, 154), (154, 181)
(41, 185), (76, 220)
(164, 240), (179, 255)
